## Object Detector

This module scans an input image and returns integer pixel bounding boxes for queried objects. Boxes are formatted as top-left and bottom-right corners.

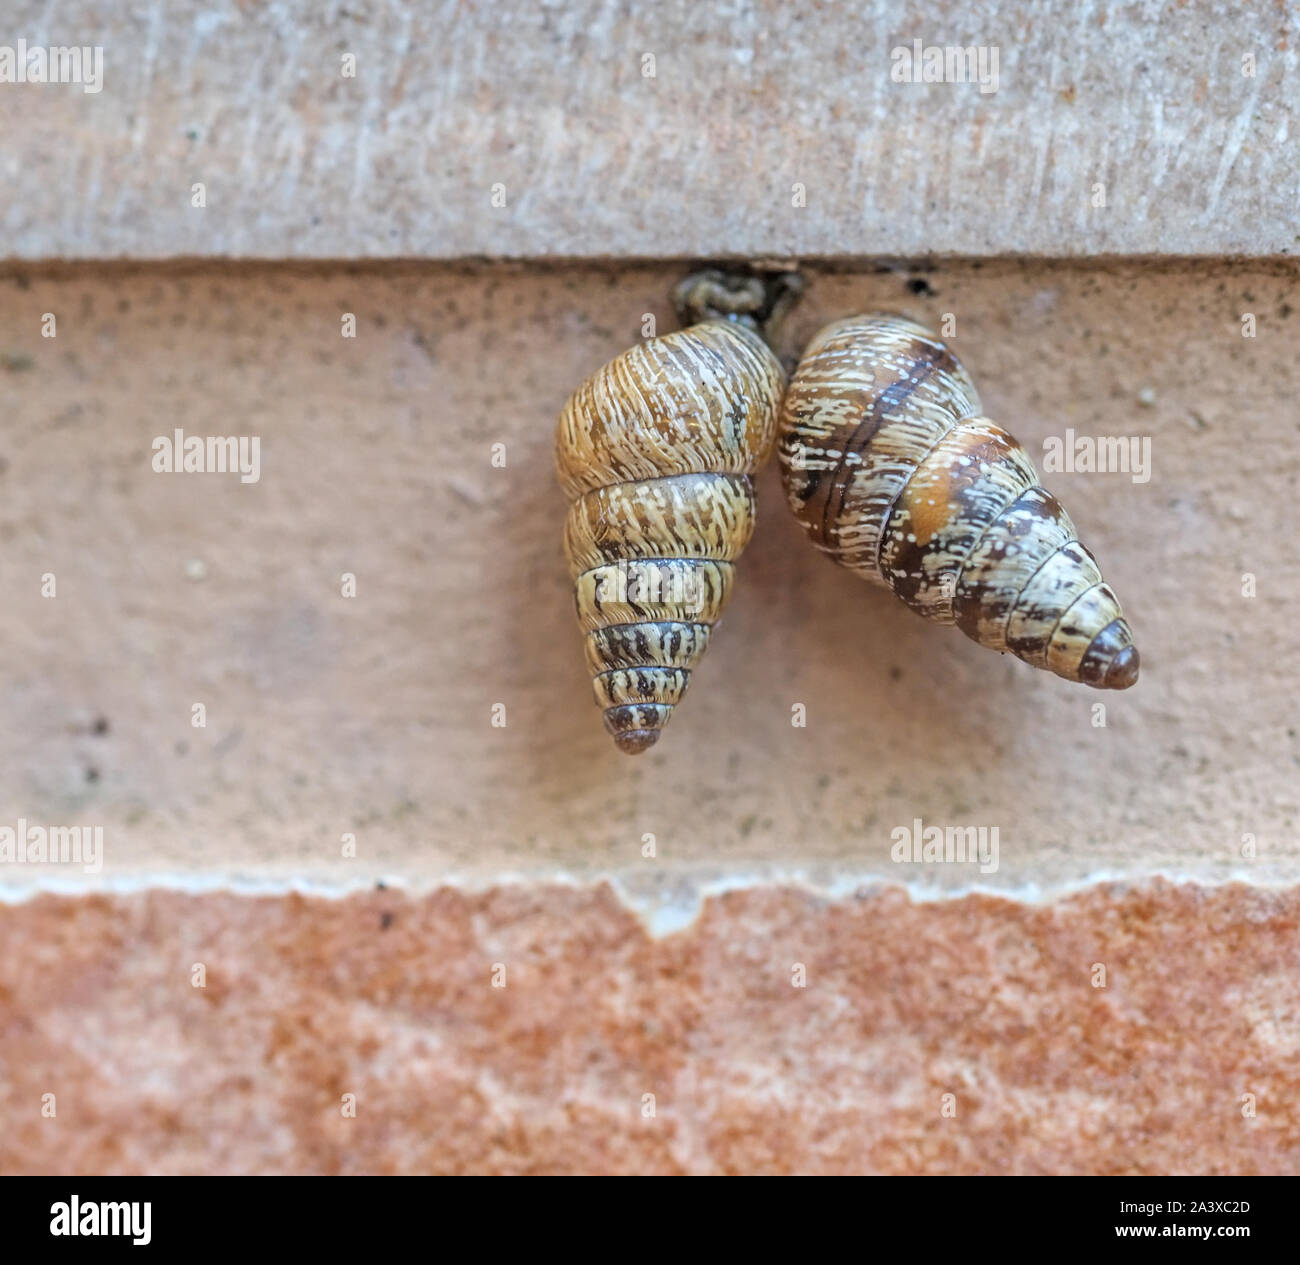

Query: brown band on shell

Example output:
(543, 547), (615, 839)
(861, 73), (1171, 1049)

(810, 336), (965, 556)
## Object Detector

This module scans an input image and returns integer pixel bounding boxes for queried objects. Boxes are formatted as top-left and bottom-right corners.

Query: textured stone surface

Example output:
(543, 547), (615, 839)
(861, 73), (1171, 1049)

(2, 0), (1292, 1185)
(0, 1), (1295, 260)
(0, 260), (1297, 895)
(1, 881), (1297, 1175)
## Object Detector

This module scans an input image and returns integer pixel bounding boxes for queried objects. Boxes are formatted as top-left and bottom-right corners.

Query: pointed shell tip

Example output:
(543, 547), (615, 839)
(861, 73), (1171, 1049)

(1104, 644), (1140, 690)
(614, 729), (660, 755)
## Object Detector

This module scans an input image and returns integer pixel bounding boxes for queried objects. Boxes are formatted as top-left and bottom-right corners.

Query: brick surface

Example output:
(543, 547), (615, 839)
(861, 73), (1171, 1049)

(1, 881), (1296, 1175)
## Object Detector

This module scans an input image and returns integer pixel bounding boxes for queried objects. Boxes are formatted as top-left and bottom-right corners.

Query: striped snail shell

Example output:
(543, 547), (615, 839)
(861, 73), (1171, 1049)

(778, 314), (1139, 689)
(555, 308), (787, 753)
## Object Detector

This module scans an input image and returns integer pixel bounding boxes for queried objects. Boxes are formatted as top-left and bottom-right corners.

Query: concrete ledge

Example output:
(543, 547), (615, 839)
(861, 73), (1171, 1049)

(0, 1), (1294, 260)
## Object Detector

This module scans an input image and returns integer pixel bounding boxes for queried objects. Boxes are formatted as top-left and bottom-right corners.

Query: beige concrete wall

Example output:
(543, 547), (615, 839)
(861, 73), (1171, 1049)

(1, 260), (1295, 905)
(0, 1), (1294, 260)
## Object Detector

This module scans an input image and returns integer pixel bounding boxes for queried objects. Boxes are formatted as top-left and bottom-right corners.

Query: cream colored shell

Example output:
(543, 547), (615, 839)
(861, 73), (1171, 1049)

(556, 320), (786, 753)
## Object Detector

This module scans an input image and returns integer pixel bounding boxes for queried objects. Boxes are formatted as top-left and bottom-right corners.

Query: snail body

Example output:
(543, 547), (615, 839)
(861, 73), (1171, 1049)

(556, 318), (786, 753)
(778, 314), (1139, 689)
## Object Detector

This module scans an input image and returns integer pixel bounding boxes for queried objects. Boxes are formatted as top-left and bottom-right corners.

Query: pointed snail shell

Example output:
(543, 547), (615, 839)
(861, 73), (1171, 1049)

(556, 319), (786, 753)
(778, 314), (1139, 690)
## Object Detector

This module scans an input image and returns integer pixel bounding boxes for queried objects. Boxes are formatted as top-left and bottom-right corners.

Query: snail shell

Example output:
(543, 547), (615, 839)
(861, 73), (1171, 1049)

(556, 320), (786, 753)
(778, 314), (1139, 689)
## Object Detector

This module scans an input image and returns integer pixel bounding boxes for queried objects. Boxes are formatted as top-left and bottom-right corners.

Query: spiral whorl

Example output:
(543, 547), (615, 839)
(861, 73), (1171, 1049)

(556, 319), (786, 752)
(779, 314), (1139, 690)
